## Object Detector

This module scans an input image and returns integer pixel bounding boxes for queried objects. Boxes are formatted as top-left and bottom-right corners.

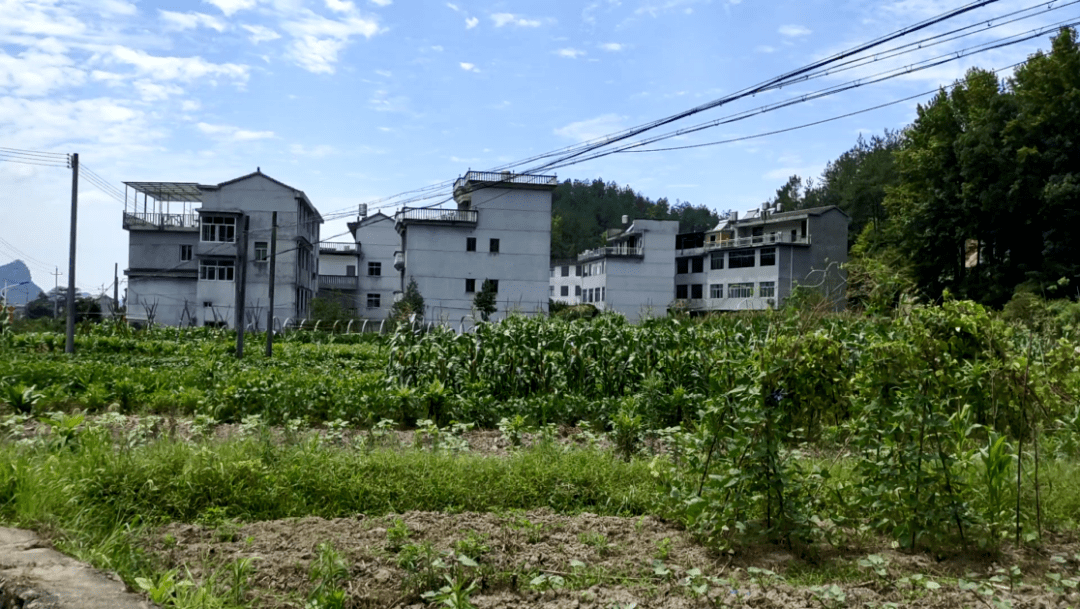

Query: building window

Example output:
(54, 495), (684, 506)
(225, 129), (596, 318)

(199, 259), (234, 281)
(488, 279), (498, 293)
(561, 265), (569, 277)
(692, 257), (704, 273)
(710, 283), (723, 299)
(489, 238), (500, 253)
(254, 241), (268, 262)
(367, 293), (381, 309)
(691, 284), (703, 299)
(600, 287), (605, 302)
(676, 284), (688, 299)
(346, 265), (356, 277)
(467, 237), (476, 252)
(466, 278), (476, 293)
(549, 285), (554, 295)
(575, 265), (582, 276)
(760, 247), (776, 266)
(729, 250), (756, 269)
(759, 281), (776, 298)
(368, 261), (381, 276)
(180, 245), (192, 261)
(729, 282), (754, 298)
(575, 285), (581, 296)
(200, 216), (235, 242)
(710, 253), (724, 270)
(561, 285), (569, 297)
(296, 287), (310, 316)
(676, 258), (689, 274)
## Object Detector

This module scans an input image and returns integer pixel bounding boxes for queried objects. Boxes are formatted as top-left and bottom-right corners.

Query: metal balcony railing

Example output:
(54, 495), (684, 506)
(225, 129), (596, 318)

(123, 212), (199, 230)
(318, 275), (359, 290)
(395, 208), (478, 224)
(454, 171), (558, 190)
(319, 242), (357, 254)
(706, 232), (810, 250)
(577, 245), (644, 262)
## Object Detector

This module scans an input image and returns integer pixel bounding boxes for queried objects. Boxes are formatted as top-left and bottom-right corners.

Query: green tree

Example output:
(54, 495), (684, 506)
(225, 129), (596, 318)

(309, 294), (356, 325)
(473, 279), (497, 322)
(389, 278), (425, 321)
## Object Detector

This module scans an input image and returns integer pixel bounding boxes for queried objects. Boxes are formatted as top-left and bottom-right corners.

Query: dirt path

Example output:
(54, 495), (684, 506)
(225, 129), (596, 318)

(0, 527), (153, 609)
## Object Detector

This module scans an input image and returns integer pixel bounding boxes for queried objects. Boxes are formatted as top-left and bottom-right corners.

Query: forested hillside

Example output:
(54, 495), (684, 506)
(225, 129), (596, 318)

(767, 27), (1080, 310)
(550, 178), (721, 259)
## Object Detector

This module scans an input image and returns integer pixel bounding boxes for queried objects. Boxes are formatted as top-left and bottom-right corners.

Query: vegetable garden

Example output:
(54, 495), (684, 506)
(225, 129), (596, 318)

(2, 301), (1080, 608)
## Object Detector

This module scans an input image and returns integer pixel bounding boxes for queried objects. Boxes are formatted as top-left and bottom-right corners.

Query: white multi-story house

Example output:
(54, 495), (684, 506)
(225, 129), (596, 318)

(673, 205), (849, 311)
(551, 219), (679, 322)
(350, 210), (398, 319)
(394, 171), (558, 322)
(123, 170), (323, 328)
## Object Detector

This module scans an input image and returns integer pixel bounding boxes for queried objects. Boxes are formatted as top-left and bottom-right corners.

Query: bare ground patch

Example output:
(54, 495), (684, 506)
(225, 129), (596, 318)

(144, 511), (1080, 608)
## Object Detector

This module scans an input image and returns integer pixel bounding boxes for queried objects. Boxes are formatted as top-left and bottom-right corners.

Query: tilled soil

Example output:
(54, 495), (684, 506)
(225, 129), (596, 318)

(145, 510), (1080, 608)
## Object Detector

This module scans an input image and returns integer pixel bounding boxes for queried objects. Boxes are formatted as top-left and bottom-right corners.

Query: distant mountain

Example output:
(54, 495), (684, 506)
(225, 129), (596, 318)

(0, 260), (44, 306)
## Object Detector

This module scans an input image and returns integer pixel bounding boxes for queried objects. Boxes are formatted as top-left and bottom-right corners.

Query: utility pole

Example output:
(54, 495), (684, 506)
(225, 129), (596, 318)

(235, 215), (249, 358)
(65, 152), (78, 354)
(50, 267), (62, 318)
(265, 212), (278, 358)
(113, 263), (119, 317)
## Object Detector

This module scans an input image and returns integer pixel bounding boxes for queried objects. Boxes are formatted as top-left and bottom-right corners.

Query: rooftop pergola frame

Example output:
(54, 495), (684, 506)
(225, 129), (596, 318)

(123, 182), (204, 217)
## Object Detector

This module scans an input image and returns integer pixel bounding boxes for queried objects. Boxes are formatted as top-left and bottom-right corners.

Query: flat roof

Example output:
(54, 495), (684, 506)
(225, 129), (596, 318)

(123, 182), (204, 202)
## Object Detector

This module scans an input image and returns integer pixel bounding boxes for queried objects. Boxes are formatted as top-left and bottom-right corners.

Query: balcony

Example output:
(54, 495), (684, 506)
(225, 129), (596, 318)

(706, 232), (810, 250)
(577, 245), (645, 262)
(319, 241), (358, 255)
(454, 170), (558, 192)
(122, 212), (199, 231)
(318, 275), (359, 291)
(395, 207), (478, 226)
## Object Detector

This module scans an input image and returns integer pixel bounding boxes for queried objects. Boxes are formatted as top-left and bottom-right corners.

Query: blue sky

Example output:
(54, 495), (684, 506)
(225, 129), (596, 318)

(1, 0), (1075, 294)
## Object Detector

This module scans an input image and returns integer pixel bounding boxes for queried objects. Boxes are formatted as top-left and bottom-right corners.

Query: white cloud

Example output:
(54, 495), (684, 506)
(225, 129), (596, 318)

(203, 0), (257, 16)
(600, 42), (622, 52)
(430, 45), (444, 51)
(242, 24), (281, 43)
(375, 69), (392, 77)
(557, 48), (586, 59)
(465, 16), (478, 28)
(290, 143), (335, 157)
(181, 100), (202, 112)
(109, 46), (249, 82)
(160, 10), (227, 32)
(446, 2), (460, 11)
(755, 45), (776, 53)
(778, 24), (811, 37)
(133, 80), (183, 101)
(459, 62), (478, 72)
(491, 13), (543, 27)
(197, 122), (275, 141)
(325, 0), (355, 13)
(554, 113), (627, 142)
(282, 12), (381, 74)
(370, 0), (392, 5)
(0, 49), (85, 97)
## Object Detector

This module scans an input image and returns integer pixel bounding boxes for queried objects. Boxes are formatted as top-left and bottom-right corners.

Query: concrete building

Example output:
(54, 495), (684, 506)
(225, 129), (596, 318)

(123, 170), (323, 328)
(673, 205), (849, 311)
(350, 211), (399, 319)
(551, 219), (679, 322)
(395, 170), (557, 322)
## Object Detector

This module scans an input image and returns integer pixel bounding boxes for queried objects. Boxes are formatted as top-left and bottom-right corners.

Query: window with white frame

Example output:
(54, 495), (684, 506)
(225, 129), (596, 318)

(254, 241), (268, 262)
(561, 285), (569, 297)
(710, 253), (724, 270)
(368, 261), (381, 276)
(367, 293), (381, 308)
(199, 259), (234, 281)
(201, 216), (235, 242)
(180, 245), (192, 261)
(760, 247), (776, 266)
(728, 250), (755, 269)
(710, 283), (723, 299)
(728, 282), (754, 298)
(759, 281), (776, 298)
